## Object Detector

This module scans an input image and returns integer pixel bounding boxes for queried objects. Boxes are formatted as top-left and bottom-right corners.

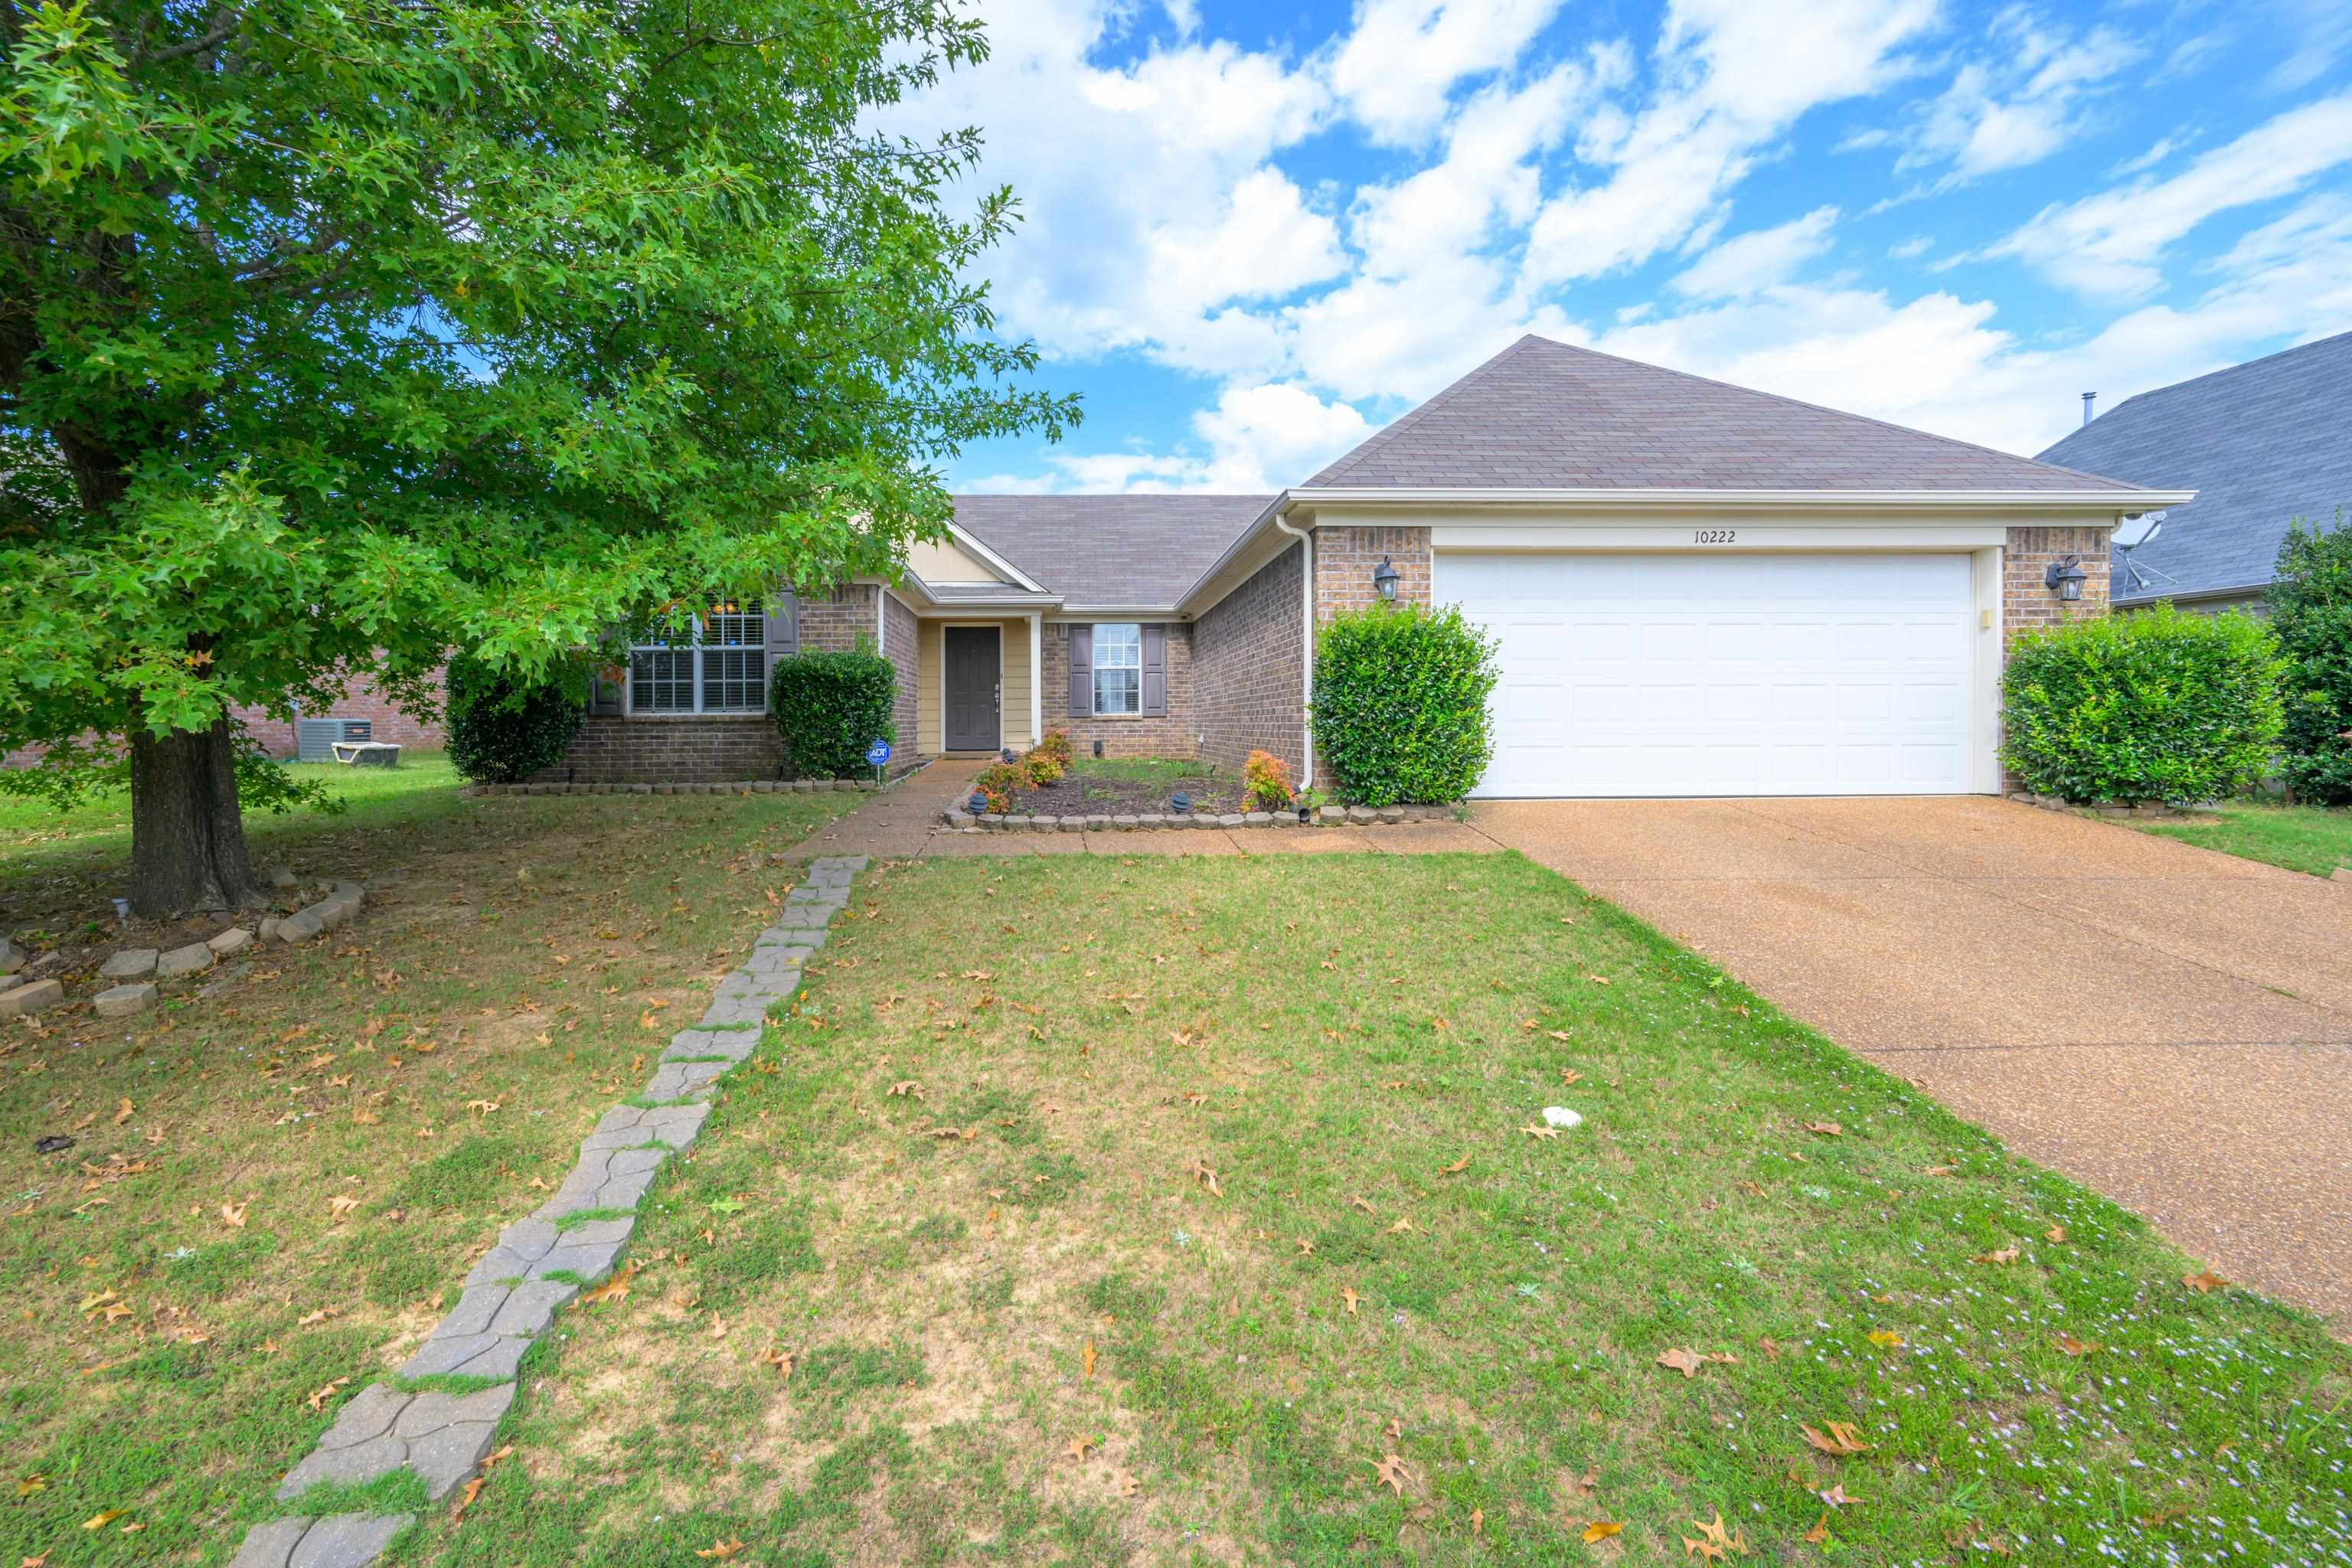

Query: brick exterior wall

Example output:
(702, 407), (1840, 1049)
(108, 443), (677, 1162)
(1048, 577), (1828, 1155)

(2003, 525), (2112, 639)
(1039, 620), (1197, 756)
(532, 715), (782, 785)
(882, 591), (920, 760)
(1192, 541), (1305, 774)
(798, 585), (877, 655)
(230, 669), (447, 756)
(1314, 525), (1432, 622)
(6, 667), (444, 769)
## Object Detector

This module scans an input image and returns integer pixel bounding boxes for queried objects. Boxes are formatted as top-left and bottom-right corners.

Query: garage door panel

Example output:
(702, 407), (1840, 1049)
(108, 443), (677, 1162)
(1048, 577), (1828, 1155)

(1442, 552), (1978, 797)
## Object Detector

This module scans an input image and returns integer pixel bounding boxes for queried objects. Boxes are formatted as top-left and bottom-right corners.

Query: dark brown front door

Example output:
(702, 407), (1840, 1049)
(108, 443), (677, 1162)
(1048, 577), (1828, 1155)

(943, 627), (1000, 752)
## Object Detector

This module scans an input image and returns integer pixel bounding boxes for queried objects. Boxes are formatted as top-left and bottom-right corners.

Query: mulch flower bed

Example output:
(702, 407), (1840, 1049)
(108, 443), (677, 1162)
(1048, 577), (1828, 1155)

(1006, 775), (1240, 816)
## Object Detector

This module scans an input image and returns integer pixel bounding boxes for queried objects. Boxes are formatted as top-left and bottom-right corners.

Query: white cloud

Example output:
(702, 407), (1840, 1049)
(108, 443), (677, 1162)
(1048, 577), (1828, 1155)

(1671, 206), (1839, 297)
(1520, 0), (1936, 284)
(1328, 0), (1570, 145)
(1986, 92), (2352, 299)
(965, 381), (1374, 493)
(1888, 11), (2145, 186)
(1586, 188), (2352, 456)
(1888, 234), (1932, 258)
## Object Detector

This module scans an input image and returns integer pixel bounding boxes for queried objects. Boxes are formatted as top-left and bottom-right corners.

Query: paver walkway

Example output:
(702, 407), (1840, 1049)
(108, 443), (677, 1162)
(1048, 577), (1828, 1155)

(1475, 795), (2352, 1326)
(792, 758), (1507, 859)
(230, 859), (871, 1568)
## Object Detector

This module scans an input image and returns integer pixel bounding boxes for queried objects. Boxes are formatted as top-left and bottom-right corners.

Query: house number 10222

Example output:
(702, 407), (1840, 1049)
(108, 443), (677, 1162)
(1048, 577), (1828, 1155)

(1692, 528), (1736, 544)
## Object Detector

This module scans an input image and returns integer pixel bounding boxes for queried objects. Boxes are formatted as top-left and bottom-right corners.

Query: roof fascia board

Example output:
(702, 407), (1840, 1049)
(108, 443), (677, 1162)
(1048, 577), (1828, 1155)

(1288, 487), (2197, 513)
(1174, 493), (1298, 617)
(944, 521), (1047, 593)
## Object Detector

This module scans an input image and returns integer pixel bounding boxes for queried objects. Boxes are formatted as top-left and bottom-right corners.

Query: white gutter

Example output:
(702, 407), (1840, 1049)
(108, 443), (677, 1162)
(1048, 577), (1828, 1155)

(1273, 511), (1315, 791)
(1284, 485), (2198, 512)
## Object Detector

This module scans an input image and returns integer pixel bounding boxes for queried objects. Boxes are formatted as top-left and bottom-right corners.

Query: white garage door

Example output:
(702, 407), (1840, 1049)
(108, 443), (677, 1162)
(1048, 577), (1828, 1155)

(1440, 552), (1978, 798)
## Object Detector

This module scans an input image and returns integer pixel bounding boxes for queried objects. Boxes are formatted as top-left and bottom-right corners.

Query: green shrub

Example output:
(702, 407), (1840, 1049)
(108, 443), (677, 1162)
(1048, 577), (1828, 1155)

(2000, 605), (2285, 804)
(769, 645), (895, 779)
(1311, 603), (1498, 806)
(445, 654), (583, 783)
(2268, 514), (2352, 805)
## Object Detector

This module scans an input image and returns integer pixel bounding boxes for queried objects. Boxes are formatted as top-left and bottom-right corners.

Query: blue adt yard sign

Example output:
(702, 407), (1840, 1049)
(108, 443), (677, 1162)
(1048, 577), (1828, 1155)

(864, 740), (892, 767)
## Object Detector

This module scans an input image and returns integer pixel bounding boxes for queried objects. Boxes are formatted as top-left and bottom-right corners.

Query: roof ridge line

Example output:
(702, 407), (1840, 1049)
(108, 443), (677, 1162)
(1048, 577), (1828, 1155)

(1503, 334), (2144, 492)
(1310, 335), (1546, 485)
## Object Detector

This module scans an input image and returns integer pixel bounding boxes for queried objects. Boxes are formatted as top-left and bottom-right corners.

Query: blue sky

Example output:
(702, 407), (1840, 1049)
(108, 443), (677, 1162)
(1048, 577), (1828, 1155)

(899, 0), (2352, 494)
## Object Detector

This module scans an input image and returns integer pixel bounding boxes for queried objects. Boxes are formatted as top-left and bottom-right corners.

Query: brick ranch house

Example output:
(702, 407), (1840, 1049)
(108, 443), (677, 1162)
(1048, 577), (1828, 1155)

(541, 335), (2190, 796)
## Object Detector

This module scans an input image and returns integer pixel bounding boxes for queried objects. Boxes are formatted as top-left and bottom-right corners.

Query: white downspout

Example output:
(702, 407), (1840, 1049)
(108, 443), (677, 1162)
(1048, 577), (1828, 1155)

(1272, 511), (1314, 789)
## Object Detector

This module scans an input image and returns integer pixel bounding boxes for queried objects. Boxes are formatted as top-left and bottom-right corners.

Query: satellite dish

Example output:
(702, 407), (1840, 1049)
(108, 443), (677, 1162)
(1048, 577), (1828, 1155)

(2113, 511), (2167, 550)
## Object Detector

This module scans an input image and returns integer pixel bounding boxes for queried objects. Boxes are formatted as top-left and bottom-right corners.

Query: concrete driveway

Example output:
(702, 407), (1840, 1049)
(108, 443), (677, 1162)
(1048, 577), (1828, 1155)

(1475, 795), (2352, 1325)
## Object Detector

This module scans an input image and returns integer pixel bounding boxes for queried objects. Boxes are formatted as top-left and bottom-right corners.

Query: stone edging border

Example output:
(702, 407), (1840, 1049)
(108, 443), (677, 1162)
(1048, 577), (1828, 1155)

(469, 777), (887, 798)
(227, 857), (867, 1568)
(2005, 791), (2213, 820)
(942, 802), (1466, 832)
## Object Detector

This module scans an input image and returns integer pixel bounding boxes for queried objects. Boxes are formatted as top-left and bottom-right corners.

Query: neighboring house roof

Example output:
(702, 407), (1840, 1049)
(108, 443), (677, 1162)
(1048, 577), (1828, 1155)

(1307, 334), (2147, 493)
(2035, 330), (2352, 605)
(949, 493), (1274, 609)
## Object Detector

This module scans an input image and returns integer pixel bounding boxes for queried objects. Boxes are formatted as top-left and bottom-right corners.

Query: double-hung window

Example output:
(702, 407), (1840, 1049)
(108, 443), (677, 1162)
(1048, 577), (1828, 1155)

(631, 599), (766, 714)
(1092, 622), (1142, 714)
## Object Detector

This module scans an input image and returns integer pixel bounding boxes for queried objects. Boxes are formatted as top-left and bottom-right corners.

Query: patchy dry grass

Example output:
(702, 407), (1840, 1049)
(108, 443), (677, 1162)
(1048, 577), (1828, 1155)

(2141, 799), (2352, 878)
(390, 852), (2352, 1566)
(0, 766), (858, 1565)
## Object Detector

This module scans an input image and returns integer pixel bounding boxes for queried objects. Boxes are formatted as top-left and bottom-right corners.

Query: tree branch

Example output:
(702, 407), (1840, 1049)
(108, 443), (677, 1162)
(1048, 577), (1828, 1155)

(132, 7), (240, 70)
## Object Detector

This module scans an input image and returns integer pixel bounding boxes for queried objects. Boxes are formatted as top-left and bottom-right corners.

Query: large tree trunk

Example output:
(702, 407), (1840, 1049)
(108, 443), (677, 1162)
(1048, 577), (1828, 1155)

(129, 714), (265, 916)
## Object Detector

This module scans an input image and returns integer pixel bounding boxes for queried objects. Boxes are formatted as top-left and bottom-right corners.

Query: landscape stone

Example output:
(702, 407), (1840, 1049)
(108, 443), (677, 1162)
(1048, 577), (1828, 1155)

(260, 917), (282, 941)
(264, 864), (299, 889)
(156, 941), (215, 978)
(95, 982), (158, 1018)
(1541, 1106), (1584, 1130)
(0, 978), (62, 1018)
(100, 948), (159, 979)
(0, 939), (18, 976)
(230, 1511), (415, 1568)
(208, 926), (256, 956)
(277, 910), (324, 942)
(640, 1059), (727, 1103)
(581, 1100), (712, 1153)
(276, 1383), (516, 1502)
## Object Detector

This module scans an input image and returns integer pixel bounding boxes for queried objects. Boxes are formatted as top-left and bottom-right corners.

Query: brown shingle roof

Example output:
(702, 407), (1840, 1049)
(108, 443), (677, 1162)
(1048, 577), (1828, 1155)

(950, 493), (1274, 608)
(1307, 335), (2153, 493)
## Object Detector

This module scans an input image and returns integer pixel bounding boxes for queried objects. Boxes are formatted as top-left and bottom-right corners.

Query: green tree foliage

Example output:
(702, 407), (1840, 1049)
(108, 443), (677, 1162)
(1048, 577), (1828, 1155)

(0, 0), (1075, 911)
(1311, 603), (1499, 806)
(444, 654), (585, 784)
(2000, 606), (2285, 805)
(2267, 514), (2352, 805)
(769, 646), (895, 779)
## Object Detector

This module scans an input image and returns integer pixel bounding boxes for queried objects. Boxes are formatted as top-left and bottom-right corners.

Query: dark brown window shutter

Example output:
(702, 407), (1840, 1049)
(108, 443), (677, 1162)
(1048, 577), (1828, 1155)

(1141, 624), (1167, 717)
(1067, 623), (1092, 717)
(764, 590), (799, 660)
(588, 669), (622, 716)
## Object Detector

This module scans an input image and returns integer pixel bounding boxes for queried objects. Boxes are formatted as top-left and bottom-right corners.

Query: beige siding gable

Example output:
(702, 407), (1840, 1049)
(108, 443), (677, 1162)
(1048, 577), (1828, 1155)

(906, 536), (1003, 586)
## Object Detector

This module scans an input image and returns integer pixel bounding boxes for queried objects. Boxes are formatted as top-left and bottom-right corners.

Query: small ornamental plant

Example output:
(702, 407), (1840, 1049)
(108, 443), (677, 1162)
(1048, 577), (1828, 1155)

(972, 761), (1027, 814)
(1024, 748), (1066, 786)
(1034, 727), (1073, 765)
(1242, 750), (1294, 812)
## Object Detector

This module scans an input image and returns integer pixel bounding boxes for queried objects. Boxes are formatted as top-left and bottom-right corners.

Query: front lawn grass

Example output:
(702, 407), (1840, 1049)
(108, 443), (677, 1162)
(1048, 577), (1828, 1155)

(2141, 799), (2352, 877)
(393, 853), (2351, 1567)
(0, 773), (859, 1566)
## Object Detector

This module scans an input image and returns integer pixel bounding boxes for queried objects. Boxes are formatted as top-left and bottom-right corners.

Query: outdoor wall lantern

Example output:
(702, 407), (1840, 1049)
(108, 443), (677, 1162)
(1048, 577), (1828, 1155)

(1372, 554), (1401, 603)
(2044, 554), (2087, 602)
